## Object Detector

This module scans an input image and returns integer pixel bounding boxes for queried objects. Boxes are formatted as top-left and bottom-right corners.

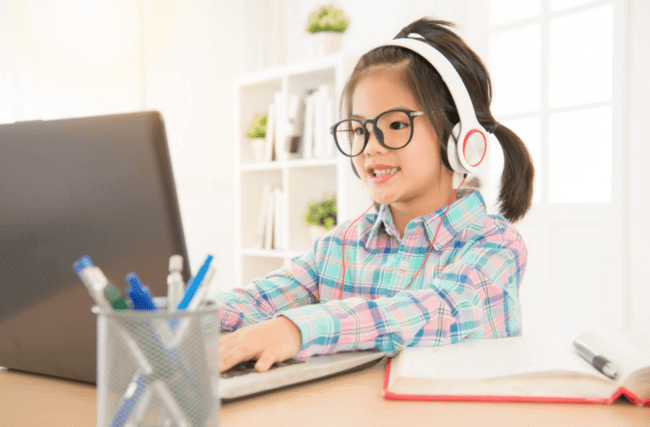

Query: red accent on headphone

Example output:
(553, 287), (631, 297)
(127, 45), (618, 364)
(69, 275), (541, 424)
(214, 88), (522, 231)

(335, 177), (467, 300)
(462, 129), (487, 168)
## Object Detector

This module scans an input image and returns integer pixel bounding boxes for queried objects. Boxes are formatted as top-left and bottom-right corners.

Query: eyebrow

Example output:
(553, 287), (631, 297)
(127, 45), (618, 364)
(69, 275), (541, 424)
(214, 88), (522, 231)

(350, 107), (415, 120)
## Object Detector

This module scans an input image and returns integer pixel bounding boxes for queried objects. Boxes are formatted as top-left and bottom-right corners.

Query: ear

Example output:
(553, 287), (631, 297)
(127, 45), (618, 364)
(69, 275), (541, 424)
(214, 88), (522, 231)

(446, 123), (470, 175)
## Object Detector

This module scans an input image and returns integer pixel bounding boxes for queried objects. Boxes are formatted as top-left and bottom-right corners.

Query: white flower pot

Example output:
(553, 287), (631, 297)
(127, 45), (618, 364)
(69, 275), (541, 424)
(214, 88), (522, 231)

(313, 32), (343, 56)
(250, 139), (265, 163)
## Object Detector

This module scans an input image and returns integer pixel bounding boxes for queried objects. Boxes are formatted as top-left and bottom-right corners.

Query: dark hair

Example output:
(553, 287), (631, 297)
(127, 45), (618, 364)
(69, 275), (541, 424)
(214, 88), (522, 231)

(340, 17), (534, 222)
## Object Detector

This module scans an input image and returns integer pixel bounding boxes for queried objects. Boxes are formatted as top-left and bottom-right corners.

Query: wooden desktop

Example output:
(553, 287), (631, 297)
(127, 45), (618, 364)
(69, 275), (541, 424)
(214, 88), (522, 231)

(2, 362), (648, 427)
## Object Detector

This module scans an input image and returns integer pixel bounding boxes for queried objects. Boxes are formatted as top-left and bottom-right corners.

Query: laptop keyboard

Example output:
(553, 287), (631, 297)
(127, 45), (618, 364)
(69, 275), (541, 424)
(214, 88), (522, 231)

(220, 358), (306, 379)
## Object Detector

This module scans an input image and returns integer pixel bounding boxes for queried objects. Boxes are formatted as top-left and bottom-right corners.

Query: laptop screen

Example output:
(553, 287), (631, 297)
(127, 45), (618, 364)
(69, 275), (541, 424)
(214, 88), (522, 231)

(0, 111), (190, 383)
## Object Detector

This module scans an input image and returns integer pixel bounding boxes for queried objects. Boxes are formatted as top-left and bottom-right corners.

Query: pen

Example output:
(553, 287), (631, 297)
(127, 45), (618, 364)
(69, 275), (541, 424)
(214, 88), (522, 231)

(573, 339), (618, 379)
(73, 256), (129, 310)
(176, 254), (213, 311)
(170, 266), (216, 348)
(126, 272), (157, 311)
(167, 255), (185, 312)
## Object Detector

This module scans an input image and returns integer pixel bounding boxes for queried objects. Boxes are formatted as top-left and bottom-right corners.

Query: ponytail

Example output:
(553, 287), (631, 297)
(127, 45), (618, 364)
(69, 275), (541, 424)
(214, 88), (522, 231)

(490, 123), (534, 222)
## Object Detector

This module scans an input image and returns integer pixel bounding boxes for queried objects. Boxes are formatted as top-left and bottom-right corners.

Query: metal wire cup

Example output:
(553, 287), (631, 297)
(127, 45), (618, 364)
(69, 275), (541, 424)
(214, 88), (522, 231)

(93, 299), (220, 427)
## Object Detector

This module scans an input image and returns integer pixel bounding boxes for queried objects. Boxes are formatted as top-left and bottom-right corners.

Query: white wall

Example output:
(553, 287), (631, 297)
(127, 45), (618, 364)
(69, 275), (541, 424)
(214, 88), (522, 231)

(628, 0), (650, 330)
(3, 0), (647, 329)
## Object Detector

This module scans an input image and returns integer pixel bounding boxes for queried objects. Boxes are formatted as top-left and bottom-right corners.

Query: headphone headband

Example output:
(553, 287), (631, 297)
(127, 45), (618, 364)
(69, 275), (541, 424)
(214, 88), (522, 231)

(372, 36), (487, 174)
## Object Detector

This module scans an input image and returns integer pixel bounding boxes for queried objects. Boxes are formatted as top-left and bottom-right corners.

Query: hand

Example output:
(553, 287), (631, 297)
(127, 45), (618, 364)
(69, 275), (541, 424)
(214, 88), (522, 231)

(219, 316), (302, 373)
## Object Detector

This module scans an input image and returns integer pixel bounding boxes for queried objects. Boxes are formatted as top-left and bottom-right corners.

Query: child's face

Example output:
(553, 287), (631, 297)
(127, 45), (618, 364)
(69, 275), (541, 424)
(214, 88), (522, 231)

(351, 68), (453, 214)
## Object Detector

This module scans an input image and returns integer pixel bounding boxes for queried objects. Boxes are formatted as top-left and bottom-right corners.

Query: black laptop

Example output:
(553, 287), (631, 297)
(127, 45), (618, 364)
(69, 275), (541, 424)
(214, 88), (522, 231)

(0, 111), (190, 383)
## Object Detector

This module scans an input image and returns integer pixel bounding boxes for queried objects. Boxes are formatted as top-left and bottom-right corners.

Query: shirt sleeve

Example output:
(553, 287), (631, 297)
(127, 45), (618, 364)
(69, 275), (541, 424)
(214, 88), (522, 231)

(280, 222), (527, 358)
(215, 246), (322, 331)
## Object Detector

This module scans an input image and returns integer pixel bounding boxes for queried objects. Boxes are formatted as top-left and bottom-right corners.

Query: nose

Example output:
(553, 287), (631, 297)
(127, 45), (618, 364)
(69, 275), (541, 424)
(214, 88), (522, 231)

(362, 122), (386, 156)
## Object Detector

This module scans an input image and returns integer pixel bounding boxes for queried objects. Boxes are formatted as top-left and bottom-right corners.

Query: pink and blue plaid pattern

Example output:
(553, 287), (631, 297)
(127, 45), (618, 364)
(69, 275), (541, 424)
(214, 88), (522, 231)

(217, 191), (527, 357)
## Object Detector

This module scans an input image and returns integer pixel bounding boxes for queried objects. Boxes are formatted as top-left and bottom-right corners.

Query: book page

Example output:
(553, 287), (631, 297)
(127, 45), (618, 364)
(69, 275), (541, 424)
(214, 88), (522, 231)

(576, 329), (650, 382)
(398, 335), (606, 380)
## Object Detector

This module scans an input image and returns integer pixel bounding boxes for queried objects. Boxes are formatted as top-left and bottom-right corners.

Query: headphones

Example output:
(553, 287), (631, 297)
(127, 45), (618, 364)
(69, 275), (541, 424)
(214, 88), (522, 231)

(373, 36), (488, 175)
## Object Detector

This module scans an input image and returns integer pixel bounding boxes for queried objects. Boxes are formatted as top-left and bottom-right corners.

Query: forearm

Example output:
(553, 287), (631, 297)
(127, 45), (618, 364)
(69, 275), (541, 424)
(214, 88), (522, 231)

(216, 253), (321, 330)
(280, 260), (522, 358)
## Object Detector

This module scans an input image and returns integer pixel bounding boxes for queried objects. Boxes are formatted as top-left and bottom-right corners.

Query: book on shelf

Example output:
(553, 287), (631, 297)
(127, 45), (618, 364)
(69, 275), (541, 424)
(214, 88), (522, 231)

(264, 103), (275, 162)
(254, 185), (284, 251)
(286, 94), (302, 158)
(273, 91), (287, 162)
(254, 86), (335, 164)
(263, 188), (275, 250)
(255, 184), (272, 249)
(302, 91), (315, 159)
(383, 329), (650, 406)
(273, 187), (283, 250)
(296, 85), (335, 160)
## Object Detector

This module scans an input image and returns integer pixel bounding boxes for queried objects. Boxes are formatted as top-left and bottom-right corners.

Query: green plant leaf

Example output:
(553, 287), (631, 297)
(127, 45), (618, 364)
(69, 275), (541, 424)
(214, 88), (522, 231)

(304, 196), (337, 230)
(245, 113), (267, 139)
(306, 6), (348, 33)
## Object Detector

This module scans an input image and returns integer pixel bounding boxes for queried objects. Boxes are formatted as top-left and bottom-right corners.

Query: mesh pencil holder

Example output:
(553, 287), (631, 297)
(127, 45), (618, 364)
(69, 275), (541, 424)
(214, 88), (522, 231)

(93, 300), (220, 427)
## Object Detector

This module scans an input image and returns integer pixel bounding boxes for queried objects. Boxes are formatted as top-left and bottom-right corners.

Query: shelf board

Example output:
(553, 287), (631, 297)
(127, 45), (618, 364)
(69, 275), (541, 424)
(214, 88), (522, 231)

(240, 157), (337, 172)
(241, 248), (307, 260)
(241, 248), (285, 258)
(240, 162), (283, 172)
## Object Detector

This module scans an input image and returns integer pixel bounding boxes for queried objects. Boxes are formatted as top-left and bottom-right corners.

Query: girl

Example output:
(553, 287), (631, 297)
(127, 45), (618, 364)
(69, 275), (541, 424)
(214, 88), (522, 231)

(218, 17), (534, 373)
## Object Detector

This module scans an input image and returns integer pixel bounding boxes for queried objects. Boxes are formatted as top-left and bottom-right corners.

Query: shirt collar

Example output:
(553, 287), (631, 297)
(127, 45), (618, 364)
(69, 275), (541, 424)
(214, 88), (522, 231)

(365, 204), (398, 245)
(363, 191), (487, 250)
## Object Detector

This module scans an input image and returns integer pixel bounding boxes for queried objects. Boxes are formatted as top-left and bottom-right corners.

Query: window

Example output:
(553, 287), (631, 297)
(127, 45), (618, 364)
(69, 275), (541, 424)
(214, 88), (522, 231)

(487, 0), (616, 204)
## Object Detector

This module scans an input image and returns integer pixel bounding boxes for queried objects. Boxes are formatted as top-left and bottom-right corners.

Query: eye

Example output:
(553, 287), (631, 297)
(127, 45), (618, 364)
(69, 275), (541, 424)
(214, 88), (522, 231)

(389, 121), (409, 130)
(352, 124), (364, 136)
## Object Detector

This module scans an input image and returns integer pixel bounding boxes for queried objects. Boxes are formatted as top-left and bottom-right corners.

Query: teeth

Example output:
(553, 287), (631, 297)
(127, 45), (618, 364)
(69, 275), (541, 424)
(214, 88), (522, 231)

(372, 167), (399, 177)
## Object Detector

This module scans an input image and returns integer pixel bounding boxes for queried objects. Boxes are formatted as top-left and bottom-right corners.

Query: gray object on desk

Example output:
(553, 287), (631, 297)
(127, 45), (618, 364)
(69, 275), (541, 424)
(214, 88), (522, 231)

(0, 111), (190, 383)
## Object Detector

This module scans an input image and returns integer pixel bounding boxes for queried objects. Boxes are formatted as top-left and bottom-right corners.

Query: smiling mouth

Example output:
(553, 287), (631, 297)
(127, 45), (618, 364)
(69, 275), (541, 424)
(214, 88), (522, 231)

(369, 167), (401, 177)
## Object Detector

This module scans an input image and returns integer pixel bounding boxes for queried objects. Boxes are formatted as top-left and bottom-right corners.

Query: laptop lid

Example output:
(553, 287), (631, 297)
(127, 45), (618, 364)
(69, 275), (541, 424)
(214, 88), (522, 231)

(0, 111), (190, 383)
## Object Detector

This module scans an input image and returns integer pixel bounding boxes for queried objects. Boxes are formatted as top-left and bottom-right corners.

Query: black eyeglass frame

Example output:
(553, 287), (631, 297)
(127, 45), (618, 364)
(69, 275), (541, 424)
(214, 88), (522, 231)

(329, 109), (426, 158)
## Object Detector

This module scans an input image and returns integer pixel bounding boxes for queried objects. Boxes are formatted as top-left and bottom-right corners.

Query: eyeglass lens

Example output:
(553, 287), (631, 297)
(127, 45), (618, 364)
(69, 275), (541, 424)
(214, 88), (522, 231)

(333, 110), (414, 156)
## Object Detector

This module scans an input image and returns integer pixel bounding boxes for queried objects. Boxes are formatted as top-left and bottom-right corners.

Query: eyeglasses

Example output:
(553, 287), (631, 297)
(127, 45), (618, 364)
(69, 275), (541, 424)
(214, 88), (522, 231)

(330, 109), (425, 157)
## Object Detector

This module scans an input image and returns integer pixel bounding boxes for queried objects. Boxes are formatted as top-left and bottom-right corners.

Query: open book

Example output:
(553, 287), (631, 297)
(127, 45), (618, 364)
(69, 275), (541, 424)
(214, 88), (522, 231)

(383, 329), (650, 405)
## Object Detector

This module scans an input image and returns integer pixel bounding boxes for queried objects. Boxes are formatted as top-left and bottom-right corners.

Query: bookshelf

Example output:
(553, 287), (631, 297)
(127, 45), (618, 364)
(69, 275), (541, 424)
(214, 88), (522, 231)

(233, 54), (371, 288)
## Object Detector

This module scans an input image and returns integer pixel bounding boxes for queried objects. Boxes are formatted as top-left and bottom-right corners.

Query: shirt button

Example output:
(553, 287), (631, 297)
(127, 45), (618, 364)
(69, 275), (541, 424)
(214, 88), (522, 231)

(399, 261), (409, 270)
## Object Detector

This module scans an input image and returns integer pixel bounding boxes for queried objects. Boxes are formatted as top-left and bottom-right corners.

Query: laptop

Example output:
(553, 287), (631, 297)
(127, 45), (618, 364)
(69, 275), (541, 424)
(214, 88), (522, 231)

(0, 110), (385, 398)
(0, 111), (190, 383)
(218, 331), (385, 400)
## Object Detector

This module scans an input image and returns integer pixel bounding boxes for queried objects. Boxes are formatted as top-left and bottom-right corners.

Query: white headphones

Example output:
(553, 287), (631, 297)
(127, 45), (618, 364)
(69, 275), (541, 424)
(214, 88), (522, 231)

(375, 36), (488, 175)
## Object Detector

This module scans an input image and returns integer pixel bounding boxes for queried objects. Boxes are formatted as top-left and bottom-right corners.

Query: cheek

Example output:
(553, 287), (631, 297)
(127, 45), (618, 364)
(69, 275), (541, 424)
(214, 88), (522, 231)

(352, 158), (365, 177)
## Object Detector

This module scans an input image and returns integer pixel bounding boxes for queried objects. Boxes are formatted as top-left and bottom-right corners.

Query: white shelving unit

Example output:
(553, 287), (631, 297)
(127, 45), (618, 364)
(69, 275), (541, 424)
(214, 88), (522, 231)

(233, 53), (371, 288)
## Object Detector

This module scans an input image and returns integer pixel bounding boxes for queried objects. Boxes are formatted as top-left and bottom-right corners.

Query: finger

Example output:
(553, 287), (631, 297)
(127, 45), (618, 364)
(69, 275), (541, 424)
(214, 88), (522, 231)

(254, 350), (278, 373)
(219, 329), (238, 346)
(219, 343), (260, 372)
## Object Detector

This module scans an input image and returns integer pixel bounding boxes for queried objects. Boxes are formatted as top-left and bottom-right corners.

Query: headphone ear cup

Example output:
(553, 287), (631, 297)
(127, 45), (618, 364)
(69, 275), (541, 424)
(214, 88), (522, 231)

(447, 123), (469, 175)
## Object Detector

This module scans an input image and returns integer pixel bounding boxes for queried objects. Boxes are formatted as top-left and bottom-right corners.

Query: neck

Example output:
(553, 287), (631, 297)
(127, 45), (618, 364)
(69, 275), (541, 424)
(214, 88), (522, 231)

(390, 186), (454, 237)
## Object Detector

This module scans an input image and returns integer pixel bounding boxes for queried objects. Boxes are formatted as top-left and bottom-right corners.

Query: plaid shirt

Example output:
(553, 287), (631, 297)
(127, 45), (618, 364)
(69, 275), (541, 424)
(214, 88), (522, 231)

(217, 191), (526, 358)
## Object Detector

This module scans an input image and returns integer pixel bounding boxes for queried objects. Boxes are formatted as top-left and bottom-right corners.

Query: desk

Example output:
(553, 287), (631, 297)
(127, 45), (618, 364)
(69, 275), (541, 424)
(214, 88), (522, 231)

(1, 363), (648, 427)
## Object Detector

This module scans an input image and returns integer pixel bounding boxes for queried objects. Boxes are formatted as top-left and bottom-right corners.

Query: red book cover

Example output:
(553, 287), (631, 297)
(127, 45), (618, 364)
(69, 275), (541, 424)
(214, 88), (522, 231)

(382, 358), (650, 406)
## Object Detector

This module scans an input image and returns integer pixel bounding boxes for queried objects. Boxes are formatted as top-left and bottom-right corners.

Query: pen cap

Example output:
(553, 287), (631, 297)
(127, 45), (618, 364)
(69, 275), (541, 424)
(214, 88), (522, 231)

(169, 255), (183, 273)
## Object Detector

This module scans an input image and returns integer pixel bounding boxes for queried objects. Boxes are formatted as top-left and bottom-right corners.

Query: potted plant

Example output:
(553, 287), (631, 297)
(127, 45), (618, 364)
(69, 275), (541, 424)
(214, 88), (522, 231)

(304, 196), (337, 242)
(306, 5), (349, 56)
(246, 113), (267, 163)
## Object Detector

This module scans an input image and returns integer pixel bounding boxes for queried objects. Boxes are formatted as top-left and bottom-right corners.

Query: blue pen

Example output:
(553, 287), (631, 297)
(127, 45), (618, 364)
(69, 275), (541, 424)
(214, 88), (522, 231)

(126, 272), (158, 311)
(108, 273), (157, 427)
(176, 255), (213, 311)
(108, 374), (148, 427)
